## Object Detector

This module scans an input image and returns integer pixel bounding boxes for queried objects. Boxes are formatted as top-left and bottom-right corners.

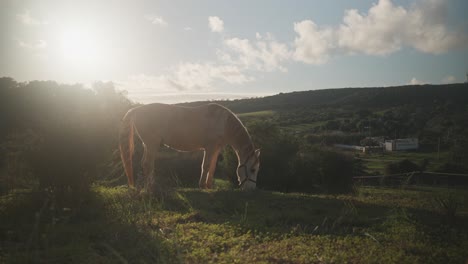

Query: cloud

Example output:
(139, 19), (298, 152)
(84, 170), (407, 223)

(209, 16), (224, 33)
(122, 74), (182, 92)
(171, 62), (252, 89)
(18, 40), (47, 50)
(293, 20), (335, 64)
(144, 14), (168, 26)
(408, 77), (425, 85)
(184, 27), (192, 31)
(120, 62), (252, 96)
(221, 33), (292, 72)
(122, 32), (292, 95)
(16, 10), (48, 26)
(441, 75), (456, 84)
(293, 0), (468, 64)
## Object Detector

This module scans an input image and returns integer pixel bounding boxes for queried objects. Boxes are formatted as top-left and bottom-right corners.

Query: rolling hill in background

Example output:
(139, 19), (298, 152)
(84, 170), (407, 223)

(181, 83), (468, 113)
(183, 83), (468, 154)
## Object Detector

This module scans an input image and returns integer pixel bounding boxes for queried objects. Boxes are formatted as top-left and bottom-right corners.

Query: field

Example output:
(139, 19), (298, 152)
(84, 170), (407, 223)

(1, 181), (467, 263)
(357, 151), (450, 175)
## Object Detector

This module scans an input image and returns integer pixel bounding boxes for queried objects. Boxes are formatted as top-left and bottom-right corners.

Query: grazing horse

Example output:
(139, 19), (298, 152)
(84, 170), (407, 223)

(119, 103), (260, 190)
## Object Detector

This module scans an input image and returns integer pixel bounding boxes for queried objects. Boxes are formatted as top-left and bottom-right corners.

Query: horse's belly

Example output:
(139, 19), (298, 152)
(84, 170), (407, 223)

(164, 140), (203, 152)
(163, 127), (223, 151)
(163, 131), (205, 151)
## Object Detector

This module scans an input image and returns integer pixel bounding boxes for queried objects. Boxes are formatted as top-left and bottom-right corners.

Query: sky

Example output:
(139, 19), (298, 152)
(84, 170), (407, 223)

(1, 0), (468, 103)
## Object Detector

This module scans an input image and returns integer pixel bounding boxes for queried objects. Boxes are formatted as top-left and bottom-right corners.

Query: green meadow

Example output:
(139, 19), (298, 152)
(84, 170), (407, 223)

(358, 151), (451, 175)
(1, 182), (467, 263)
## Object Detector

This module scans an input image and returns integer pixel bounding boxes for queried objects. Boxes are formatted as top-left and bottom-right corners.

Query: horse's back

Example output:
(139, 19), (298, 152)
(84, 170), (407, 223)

(132, 103), (230, 150)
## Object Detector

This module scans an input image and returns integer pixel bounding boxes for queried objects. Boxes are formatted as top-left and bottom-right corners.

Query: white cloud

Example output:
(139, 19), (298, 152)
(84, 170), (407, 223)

(124, 74), (182, 92)
(293, 20), (335, 64)
(144, 14), (168, 26)
(184, 27), (192, 31)
(208, 16), (224, 33)
(222, 33), (292, 72)
(170, 62), (252, 90)
(128, 33), (290, 93)
(408, 77), (425, 85)
(337, 0), (409, 55)
(120, 62), (252, 96)
(441, 75), (456, 84)
(16, 10), (47, 26)
(19, 40), (47, 50)
(293, 0), (468, 64)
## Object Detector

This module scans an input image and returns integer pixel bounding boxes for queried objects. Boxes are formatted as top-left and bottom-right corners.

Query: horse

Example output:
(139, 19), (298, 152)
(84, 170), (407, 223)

(119, 103), (260, 190)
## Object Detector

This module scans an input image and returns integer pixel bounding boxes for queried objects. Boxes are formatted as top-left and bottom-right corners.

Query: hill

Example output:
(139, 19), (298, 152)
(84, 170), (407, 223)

(181, 83), (468, 113)
(182, 83), (468, 151)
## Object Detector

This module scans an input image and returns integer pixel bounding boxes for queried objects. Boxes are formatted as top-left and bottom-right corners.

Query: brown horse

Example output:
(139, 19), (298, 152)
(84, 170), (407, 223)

(119, 103), (260, 190)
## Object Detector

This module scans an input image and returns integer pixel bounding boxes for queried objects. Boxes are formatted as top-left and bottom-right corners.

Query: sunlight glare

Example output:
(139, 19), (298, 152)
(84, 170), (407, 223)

(59, 29), (103, 68)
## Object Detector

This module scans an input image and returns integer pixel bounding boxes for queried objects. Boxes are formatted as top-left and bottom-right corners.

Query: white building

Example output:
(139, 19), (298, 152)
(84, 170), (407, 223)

(385, 138), (419, 151)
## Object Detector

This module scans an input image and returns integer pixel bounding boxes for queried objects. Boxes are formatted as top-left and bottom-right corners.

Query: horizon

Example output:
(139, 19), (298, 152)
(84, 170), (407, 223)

(3, 75), (466, 105)
(1, 0), (468, 103)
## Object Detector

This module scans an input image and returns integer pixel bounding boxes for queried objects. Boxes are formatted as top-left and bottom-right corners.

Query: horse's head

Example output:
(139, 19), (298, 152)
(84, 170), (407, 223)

(238, 149), (260, 190)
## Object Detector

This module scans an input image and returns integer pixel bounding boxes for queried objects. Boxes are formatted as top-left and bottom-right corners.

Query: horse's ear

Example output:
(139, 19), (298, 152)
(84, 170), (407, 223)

(255, 149), (261, 157)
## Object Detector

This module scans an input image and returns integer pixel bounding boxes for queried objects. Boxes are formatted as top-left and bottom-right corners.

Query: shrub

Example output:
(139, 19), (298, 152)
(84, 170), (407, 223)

(236, 120), (356, 194)
(436, 162), (466, 174)
(319, 150), (355, 194)
(0, 79), (132, 195)
(385, 159), (420, 175)
(448, 138), (468, 173)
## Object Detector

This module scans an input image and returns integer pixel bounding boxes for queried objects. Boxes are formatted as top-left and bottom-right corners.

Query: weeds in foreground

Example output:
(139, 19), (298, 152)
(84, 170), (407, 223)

(432, 191), (463, 224)
(1, 185), (467, 263)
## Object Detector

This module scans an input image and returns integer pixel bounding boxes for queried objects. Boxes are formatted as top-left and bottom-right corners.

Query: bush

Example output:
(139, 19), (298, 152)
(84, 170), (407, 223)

(242, 120), (301, 192)
(385, 159), (420, 175)
(219, 146), (240, 187)
(436, 162), (467, 174)
(0, 79), (132, 195)
(318, 150), (355, 194)
(448, 138), (468, 173)
(239, 120), (356, 194)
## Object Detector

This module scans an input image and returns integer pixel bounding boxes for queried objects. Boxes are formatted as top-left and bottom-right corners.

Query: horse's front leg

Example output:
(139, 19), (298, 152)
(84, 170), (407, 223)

(199, 150), (209, 189)
(205, 148), (221, 189)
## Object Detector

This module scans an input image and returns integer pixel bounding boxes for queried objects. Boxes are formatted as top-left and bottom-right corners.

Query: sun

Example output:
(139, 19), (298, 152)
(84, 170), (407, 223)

(59, 29), (103, 68)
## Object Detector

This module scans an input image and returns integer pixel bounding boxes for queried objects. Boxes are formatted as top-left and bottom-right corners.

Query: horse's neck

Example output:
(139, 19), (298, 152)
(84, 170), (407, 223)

(225, 113), (254, 164)
(229, 131), (254, 164)
(234, 142), (254, 164)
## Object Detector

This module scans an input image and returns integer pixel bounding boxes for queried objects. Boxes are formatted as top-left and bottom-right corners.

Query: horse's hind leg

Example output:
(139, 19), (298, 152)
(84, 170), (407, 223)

(141, 140), (160, 191)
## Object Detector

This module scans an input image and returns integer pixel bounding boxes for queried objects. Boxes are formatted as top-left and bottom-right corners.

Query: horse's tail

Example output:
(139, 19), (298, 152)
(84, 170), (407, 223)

(119, 109), (136, 187)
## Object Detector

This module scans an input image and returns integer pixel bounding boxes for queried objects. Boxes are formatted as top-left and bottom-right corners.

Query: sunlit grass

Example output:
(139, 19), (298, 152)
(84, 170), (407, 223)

(237, 110), (275, 118)
(359, 151), (451, 174)
(1, 183), (467, 263)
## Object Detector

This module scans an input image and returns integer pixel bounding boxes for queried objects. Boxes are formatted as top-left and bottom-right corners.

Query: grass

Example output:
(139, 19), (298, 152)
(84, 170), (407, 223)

(358, 151), (450, 174)
(1, 181), (468, 263)
(237, 110), (275, 118)
(281, 122), (327, 134)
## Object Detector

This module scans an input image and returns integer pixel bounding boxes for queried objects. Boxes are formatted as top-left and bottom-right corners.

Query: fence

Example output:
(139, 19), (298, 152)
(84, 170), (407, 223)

(353, 171), (468, 187)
